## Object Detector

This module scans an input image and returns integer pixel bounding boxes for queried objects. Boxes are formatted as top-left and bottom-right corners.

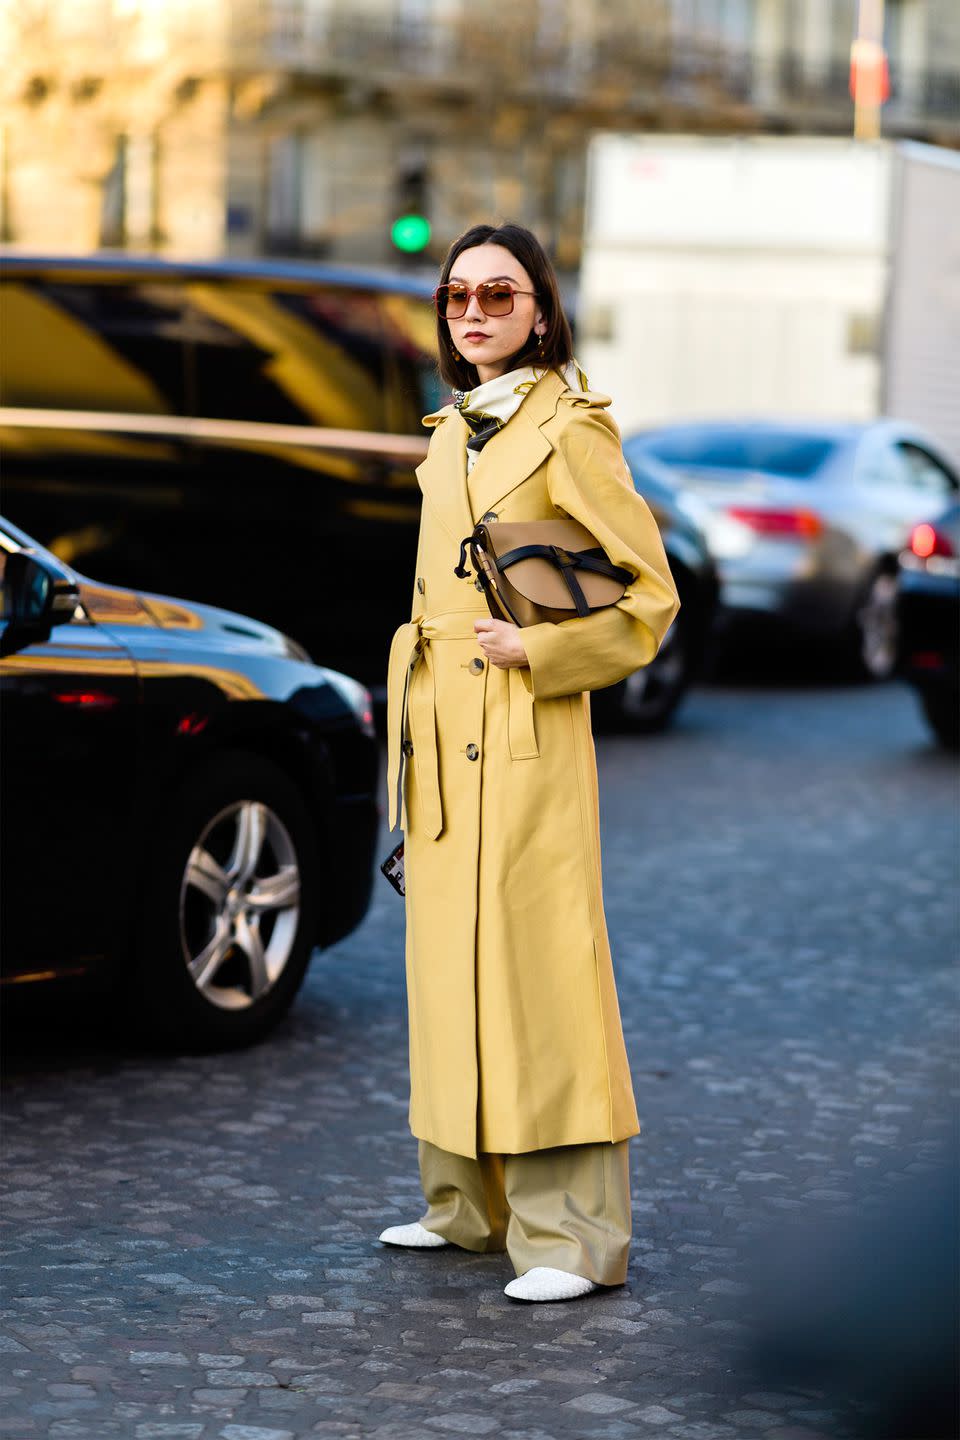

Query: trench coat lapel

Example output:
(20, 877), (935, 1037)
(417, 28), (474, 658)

(466, 368), (566, 523)
(417, 369), (569, 539)
(415, 405), (473, 543)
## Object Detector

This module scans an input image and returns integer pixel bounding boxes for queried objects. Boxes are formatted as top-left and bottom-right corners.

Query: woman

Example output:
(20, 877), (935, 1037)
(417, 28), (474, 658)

(380, 223), (680, 1303)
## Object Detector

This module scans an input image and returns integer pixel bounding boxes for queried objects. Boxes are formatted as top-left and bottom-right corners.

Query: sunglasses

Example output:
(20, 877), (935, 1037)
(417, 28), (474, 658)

(433, 281), (539, 319)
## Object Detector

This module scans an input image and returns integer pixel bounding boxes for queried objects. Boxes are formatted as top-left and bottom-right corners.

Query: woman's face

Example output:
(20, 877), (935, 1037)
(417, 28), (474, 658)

(445, 243), (546, 384)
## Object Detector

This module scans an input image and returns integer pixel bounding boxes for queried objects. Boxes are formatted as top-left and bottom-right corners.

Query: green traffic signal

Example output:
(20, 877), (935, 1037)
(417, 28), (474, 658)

(391, 214), (431, 253)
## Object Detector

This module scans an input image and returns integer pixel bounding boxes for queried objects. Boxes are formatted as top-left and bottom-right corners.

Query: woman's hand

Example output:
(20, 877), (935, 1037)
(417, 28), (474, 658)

(474, 617), (528, 670)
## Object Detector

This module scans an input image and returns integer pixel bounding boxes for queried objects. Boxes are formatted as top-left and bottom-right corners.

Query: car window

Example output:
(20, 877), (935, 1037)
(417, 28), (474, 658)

(0, 278), (190, 414)
(896, 443), (958, 499)
(860, 444), (913, 489)
(642, 429), (838, 478)
(381, 292), (445, 436)
(182, 282), (387, 431)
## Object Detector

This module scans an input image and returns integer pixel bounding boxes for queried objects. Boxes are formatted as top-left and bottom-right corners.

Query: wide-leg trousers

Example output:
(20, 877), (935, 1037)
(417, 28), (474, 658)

(416, 1136), (632, 1285)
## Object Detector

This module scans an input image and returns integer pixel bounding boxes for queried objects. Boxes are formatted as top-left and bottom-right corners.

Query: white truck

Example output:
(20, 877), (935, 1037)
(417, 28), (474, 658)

(578, 134), (960, 466)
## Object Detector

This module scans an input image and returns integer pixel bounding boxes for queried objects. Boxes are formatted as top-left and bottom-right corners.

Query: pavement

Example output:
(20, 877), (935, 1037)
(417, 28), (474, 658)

(2, 676), (957, 1440)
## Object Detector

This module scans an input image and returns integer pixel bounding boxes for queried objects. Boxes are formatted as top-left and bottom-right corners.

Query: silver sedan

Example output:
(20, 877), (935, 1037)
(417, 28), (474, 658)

(624, 419), (959, 678)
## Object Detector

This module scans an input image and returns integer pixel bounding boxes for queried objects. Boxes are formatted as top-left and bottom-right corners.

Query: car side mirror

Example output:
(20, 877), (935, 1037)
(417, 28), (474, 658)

(5, 551), (80, 627)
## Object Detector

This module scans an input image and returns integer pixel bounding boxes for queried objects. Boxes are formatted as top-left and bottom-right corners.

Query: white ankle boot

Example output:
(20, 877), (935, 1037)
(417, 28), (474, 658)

(378, 1221), (451, 1248)
(504, 1266), (598, 1302)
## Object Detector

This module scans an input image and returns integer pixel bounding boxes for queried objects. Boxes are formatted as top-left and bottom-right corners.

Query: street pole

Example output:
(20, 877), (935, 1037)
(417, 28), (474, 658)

(851, 0), (886, 140)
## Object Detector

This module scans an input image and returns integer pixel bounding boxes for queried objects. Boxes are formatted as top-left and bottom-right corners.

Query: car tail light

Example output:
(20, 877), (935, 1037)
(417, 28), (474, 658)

(53, 689), (120, 709)
(177, 712), (210, 736)
(725, 506), (824, 539)
(909, 522), (954, 559)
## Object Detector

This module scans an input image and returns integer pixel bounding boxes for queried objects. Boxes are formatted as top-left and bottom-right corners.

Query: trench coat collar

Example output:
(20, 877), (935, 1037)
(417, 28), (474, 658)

(417, 367), (568, 542)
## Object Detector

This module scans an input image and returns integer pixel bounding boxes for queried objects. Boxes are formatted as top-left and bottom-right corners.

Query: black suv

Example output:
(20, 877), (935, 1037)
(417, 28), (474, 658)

(0, 252), (440, 700)
(0, 251), (716, 728)
(0, 517), (379, 1047)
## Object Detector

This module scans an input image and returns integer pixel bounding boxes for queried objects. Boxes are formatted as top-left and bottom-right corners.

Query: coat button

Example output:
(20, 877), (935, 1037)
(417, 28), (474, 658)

(402, 739), (414, 757)
(481, 510), (498, 523)
(465, 743), (479, 760)
(469, 657), (485, 674)
(416, 577), (425, 594)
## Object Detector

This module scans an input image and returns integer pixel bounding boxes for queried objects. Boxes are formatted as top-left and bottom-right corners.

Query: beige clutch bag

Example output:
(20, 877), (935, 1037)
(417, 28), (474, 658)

(454, 518), (634, 627)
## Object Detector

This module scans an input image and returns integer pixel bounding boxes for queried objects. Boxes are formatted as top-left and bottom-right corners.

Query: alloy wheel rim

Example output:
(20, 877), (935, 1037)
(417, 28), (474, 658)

(179, 799), (301, 1011)
(858, 572), (899, 679)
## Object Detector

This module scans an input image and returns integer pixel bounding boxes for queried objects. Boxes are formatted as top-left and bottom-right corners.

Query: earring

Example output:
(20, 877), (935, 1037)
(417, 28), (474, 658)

(450, 339), (462, 360)
(537, 332), (545, 359)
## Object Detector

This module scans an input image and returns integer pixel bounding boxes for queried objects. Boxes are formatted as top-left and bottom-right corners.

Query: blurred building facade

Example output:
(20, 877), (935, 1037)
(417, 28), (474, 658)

(1, 0), (958, 272)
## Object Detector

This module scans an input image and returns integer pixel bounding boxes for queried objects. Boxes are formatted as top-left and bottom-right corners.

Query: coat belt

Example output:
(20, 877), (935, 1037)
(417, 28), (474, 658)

(387, 610), (539, 839)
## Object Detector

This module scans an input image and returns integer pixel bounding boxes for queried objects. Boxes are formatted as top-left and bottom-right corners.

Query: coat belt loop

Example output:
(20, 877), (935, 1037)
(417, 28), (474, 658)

(507, 666), (539, 759)
(408, 641), (443, 838)
(386, 621), (421, 832)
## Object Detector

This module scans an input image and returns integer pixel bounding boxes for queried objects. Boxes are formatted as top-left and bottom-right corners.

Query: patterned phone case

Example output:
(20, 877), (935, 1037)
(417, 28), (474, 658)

(380, 839), (405, 896)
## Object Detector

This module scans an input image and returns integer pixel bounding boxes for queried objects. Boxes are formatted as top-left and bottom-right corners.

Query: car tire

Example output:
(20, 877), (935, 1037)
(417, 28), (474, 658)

(594, 604), (694, 734)
(920, 690), (960, 752)
(847, 567), (900, 681)
(131, 750), (320, 1050)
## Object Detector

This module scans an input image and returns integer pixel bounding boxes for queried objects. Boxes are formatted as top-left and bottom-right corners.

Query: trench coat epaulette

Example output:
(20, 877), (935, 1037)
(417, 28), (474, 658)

(422, 404), (455, 429)
(557, 387), (613, 410)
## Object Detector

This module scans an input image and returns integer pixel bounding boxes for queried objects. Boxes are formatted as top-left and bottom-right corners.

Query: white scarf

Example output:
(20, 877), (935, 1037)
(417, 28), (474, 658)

(455, 360), (589, 472)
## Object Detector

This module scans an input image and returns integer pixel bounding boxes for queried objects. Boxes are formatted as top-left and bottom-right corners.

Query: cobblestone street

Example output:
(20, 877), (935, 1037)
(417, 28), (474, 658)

(2, 678), (957, 1440)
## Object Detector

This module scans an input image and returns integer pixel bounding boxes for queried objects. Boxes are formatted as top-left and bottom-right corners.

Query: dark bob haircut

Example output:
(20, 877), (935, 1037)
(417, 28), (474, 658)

(435, 222), (574, 392)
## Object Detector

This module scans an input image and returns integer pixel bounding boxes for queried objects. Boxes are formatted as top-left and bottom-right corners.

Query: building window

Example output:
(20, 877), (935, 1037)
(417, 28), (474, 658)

(100, 137), (126, 247)
(99, 133), (158, 250)
(266, 133), (302, 254)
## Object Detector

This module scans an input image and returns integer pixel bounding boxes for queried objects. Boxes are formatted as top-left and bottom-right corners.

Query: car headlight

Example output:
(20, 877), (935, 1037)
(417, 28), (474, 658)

(323, 669), (376, 737)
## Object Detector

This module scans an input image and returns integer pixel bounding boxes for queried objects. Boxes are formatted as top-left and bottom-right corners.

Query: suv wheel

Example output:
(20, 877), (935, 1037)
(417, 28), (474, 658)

(133, 752), (320, 1048)
(850, 568), (899, 680)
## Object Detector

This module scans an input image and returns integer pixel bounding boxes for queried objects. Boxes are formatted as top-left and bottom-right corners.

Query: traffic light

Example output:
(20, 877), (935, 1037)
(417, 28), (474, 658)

(392, 153), (431, 255)
(391, 213), (431, 253)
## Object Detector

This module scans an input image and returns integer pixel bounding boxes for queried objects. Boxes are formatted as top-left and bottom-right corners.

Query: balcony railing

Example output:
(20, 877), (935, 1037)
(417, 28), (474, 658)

(224, 3), (958, 127)
(5, 0), (956, 131)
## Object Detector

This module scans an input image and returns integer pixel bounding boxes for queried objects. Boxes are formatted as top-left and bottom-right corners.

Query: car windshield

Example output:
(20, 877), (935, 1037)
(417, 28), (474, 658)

(639, 429), (839, 479)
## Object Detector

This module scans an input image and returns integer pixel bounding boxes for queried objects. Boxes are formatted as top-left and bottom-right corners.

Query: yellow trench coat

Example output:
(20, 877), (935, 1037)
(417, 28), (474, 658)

(386, 368), (681, 1160)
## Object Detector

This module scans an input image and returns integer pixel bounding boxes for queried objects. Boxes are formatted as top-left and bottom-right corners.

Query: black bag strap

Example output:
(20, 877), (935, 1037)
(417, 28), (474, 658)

(495, 543), (632, 583)
(454, 531), (524, 624)
(454, 532), (474, 578)
(453, 530), (632, 620)
(494, 543), (633, 618)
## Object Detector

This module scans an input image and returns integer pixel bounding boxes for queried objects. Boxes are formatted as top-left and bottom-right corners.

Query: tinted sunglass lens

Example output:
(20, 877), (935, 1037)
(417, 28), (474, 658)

(441, 286), (469, 318)
(478, 285), (513, 315)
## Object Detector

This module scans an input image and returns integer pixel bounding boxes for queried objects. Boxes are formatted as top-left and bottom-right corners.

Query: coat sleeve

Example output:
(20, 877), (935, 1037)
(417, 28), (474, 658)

(517, 402), (681, 701)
